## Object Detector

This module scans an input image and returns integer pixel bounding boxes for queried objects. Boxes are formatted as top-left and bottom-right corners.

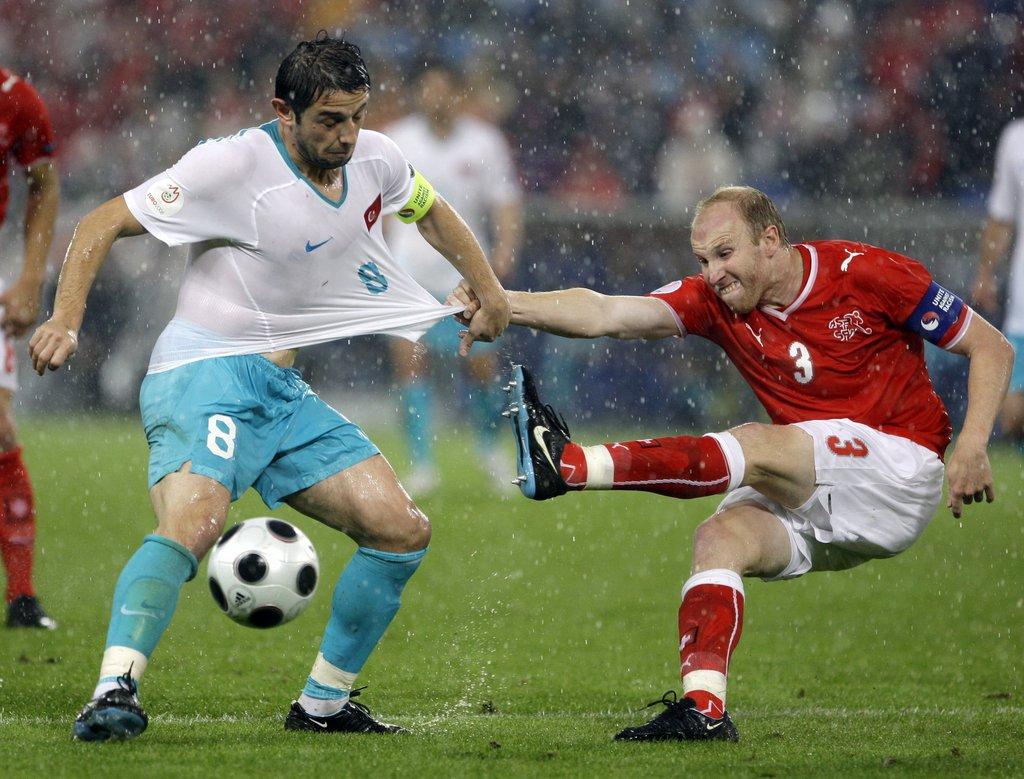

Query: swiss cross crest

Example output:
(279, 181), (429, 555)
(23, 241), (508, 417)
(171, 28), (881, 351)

(829, 309), (873, 342)
(364, 193), (382, 231)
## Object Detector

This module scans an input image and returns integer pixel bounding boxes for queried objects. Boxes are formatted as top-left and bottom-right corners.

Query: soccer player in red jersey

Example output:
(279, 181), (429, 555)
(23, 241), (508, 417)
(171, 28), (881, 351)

(0, 66), (59, 629)
(450, 186), (1013, 743)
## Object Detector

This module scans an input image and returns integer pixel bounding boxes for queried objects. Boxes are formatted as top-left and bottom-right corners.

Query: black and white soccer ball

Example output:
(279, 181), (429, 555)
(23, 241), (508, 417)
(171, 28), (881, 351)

(207, 517), (319, 629)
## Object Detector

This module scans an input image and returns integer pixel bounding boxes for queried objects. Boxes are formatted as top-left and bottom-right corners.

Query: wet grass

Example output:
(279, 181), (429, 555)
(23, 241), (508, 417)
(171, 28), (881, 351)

(2, 416), (1022, 776)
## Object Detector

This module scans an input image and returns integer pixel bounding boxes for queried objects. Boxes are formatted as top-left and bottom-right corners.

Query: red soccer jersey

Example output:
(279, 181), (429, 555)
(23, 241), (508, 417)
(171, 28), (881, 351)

(649, 240), (973, 457)
(0, 67), (56, 226)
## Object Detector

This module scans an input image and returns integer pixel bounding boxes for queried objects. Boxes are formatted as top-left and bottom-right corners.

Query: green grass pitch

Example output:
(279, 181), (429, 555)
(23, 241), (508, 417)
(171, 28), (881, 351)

(1, 416), (1021, 776)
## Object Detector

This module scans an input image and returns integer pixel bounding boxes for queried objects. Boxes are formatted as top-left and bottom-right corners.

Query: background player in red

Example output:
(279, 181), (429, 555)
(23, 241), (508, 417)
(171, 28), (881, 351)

(451, 186), (1013, 742)
(0, 66), (59, 629)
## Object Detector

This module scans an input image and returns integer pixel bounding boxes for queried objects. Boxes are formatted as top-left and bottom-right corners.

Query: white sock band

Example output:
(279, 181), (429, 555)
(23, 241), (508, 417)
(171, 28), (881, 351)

(581, 445), (614, 489)
(99, 646), (148, 681)
(704, 432), (745, 492)
(683, 669), (728, 708)
(309, 652), (357, 692)
(682, 568), (744, 599)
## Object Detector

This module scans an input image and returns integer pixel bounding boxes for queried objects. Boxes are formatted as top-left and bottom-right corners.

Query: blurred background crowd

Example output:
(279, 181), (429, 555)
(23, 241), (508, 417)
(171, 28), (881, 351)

(1, 0), (1022, 432)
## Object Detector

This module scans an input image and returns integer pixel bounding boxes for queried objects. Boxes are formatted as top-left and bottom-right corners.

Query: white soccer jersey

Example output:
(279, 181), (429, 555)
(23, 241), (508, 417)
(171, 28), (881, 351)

(987, 118), (1024, 334)
(385, 114), (521, 298)
(124, 122), (459, 373)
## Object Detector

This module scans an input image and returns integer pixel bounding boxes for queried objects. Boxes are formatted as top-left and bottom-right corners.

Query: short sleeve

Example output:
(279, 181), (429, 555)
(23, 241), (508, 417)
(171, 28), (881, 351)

(987, 123), (1018, 223)
(123, 138), (257, 247)
(12, 81), (56, 167)
(646, 276), (719, 338)
(868, 250), (972, 349)
(377, 133), (417, 213)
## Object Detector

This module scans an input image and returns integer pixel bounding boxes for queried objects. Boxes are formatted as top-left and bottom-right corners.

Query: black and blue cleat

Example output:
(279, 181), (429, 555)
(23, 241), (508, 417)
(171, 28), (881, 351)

(73, 671), (148, 742)
(504, 364), (571, 500)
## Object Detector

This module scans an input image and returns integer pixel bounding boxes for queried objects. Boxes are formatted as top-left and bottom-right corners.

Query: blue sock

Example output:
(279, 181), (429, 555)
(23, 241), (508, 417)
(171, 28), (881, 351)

(401, 381), (433, 466)
(301, 546), (426, 703)
(97, 534), (197, 687)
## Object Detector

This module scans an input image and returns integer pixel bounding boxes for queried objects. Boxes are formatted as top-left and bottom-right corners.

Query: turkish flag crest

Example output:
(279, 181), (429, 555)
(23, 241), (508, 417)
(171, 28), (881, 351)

(364, 193), (382, 231)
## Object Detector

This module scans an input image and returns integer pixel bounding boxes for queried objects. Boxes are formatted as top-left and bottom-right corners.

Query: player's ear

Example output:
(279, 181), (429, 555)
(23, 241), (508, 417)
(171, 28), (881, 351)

(761, 224), (780, 254)
(271, 98), (296, 125)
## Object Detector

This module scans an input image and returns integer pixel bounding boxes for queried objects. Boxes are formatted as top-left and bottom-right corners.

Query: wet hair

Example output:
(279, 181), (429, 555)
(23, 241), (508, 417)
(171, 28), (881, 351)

(693, 186), (790, 246)
(275, 33), (371, 120)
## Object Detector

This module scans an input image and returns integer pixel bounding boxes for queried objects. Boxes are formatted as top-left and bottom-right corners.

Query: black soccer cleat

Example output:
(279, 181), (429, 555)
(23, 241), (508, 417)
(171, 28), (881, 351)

(614, 691), (739, 743)
(505, 364), (571, 500)
(284, 689), (407, 734)
(6, 595), (57, 630)
(73, 671), (148, 741)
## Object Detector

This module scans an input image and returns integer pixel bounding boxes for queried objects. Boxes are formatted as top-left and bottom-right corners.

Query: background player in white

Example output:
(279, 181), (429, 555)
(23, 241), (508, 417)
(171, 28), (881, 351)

(972, 118), (1024, 447)
(28, 35), (510, 741)
(386, 62), (523, 494)
(453, 186), (1012, 742)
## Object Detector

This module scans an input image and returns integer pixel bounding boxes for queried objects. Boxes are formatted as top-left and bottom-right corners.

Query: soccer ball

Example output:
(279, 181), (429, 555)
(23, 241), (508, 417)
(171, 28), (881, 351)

(207, 517), (319, 629)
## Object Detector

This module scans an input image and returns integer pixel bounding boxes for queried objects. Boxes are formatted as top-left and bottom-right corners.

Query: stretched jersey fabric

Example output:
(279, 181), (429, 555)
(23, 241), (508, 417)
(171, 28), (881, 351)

(987, 119), (1024, 335)
(385, 114), (521, 298)
(124, 122), (460, 373)
(0, 67), (56, 227)
(649, 241), (972, 457)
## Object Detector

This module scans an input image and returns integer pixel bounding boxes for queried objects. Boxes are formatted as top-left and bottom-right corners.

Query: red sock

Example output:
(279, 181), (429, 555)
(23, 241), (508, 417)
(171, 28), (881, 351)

(677, 571), (744, 719)
(0, 448), (37, 602)
(559, 436), (733, 498)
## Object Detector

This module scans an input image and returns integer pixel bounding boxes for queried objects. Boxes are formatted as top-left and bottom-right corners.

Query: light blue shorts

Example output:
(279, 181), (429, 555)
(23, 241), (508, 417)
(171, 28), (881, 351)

(421, 312), (500, 355)
(1009, 333), (1024, 393)
(139, 355), (379, 508)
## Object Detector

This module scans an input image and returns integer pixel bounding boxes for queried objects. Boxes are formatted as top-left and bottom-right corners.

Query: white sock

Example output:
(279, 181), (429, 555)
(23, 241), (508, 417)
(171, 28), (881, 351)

(298, 693), (349, 717)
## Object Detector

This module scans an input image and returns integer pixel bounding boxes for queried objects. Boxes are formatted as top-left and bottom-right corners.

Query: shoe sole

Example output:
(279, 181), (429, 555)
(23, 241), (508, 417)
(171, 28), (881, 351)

(73, 708), (147, 741)
(509, 365), (540, 499)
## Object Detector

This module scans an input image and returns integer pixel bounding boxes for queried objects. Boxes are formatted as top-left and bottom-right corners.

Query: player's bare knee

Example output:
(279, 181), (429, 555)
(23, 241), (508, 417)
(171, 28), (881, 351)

(692, 517), (744, 566)
(363, 501), (431, 553)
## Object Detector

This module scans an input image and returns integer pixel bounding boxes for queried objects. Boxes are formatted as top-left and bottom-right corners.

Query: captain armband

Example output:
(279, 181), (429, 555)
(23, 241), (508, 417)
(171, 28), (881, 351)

(395, 168), (436, 224)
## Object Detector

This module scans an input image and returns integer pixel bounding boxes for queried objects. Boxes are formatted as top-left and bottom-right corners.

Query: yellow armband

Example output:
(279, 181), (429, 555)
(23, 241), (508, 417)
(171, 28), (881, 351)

(396, 169), (436, 223)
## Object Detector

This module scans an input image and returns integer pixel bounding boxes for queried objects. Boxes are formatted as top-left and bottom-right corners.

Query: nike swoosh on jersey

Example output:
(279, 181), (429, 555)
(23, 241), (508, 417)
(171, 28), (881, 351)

(533, 426), (557, 472)
(305, 237), (334, 252)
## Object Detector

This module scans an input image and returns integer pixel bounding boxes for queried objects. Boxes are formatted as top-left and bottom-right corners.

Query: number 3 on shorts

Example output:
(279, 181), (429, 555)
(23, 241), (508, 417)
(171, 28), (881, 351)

(207, 414), (237, 459)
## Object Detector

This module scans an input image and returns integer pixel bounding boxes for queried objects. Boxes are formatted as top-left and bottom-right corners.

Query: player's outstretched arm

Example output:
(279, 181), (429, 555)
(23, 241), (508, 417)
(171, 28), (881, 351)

(944, 312), (1015, 517)
(29, 195), (146, 375)
(447, 281), (680, 341)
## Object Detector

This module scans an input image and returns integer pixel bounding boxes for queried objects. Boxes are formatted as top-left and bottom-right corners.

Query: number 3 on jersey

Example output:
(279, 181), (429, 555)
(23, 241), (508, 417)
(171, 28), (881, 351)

(788, 341), (814, 384)
(207, 414), (237, 459)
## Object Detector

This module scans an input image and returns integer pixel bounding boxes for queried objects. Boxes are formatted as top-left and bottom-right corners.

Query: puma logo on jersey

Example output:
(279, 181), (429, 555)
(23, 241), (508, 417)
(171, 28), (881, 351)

(744, 323), (764, 347)
(841, 249), (864, 272)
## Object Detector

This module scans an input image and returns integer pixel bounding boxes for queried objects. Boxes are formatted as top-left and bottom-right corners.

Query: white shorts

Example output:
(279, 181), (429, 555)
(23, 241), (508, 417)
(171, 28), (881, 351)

(715, 419), (944, 581)
(0, 329), (16, 393)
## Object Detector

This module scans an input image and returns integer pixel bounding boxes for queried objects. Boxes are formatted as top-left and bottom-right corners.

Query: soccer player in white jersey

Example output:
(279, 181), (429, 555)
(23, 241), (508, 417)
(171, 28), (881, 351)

(973, 118), (1024, 446)
(28, 35), (510, 741)
(386, 63), (523, 495)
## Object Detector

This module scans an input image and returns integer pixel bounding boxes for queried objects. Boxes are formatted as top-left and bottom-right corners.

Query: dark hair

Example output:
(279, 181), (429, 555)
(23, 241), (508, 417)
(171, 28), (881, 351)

(275, 33), (371, 120)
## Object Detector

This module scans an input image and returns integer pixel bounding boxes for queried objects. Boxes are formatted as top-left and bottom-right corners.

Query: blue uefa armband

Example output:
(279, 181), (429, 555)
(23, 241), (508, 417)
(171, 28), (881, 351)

(904, 281), (965, 345)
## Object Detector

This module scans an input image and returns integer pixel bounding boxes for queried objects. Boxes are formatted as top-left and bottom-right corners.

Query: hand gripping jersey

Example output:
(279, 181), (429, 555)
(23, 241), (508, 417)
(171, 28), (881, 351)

(0, 67), (56, 226)
(124, 122), (459, 373)
(649, 241), (972, 457)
